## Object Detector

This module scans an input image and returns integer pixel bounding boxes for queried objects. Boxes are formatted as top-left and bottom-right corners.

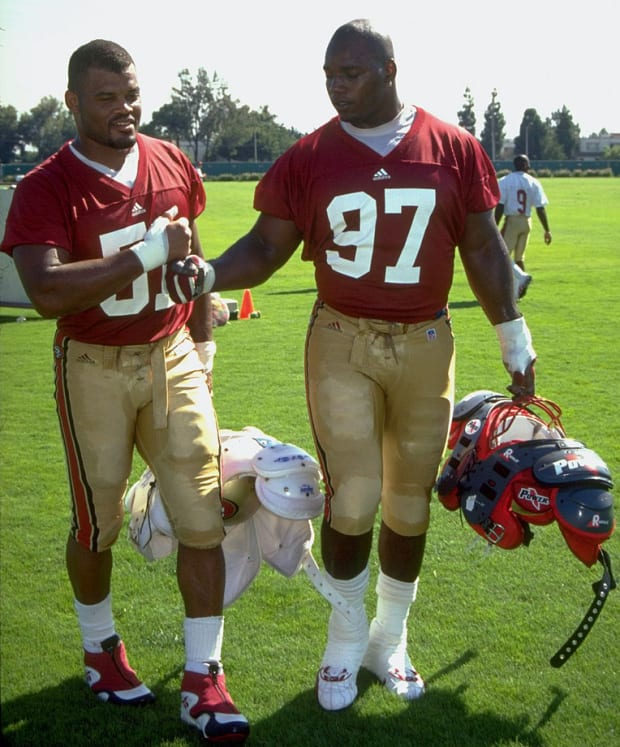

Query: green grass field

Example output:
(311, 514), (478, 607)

(1, 178), (619, 746)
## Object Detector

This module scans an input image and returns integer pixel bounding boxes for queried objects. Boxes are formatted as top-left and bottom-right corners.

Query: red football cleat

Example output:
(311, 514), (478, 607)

(181, 663), (249, 743)
(84, 635), (155, 705)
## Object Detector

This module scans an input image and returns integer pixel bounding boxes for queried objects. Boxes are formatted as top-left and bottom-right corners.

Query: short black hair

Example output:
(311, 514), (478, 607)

(328, 19), (395, 64)
(513, 154), (530, 171)
(67, 39), (134, 92)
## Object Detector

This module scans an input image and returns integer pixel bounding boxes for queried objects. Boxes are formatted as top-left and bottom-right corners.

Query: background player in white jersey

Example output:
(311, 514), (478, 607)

(495, 154), (552, 278)
(0, 40), (248, 743)
(191, 19), (537, 712)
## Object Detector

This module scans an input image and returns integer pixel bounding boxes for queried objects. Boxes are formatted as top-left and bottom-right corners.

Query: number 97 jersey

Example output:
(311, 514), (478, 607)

(255, 107), (499, 323)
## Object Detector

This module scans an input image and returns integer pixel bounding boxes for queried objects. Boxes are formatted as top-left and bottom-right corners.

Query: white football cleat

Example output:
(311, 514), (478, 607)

(316, 666), (359, 711)
(362, 619), (425, 700)
(316, 606), (368, 711)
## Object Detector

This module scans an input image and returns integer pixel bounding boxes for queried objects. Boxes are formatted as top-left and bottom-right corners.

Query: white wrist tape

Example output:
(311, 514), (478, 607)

(130, 216), (170, 272)
(195, 340), (216, 374)
(494, 317), (536, 374)
(203, 262), (216, 295)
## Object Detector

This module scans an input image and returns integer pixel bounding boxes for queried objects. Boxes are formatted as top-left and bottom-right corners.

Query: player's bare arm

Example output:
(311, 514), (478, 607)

(458, 209), (519, 324)
(458, 209), (536, 396)
(12, 215), (192, 318)
(210, 213), (301, 292)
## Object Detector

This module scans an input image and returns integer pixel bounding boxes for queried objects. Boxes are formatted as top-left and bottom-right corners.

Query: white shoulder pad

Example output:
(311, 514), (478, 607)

(124, 468), (177, 562)
(221, 431), (280, 483)
(253, 506), (314, 577)
(251, 442), (320, 478)
(124, 467), (155, 515)
(221, 520), (261, 607)
(255, 472), (324, 519)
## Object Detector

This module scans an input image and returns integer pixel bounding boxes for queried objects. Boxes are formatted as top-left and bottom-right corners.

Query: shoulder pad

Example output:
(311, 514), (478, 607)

(453, 390), (507, 422)
(251, 442), (320, 478)
(554, 486), (615, 566)
(533, 443), (613, 489)
(457, 439), (558, 524)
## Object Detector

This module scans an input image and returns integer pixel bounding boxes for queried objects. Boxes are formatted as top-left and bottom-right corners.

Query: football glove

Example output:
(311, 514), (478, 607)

(166, 255), (215, 304)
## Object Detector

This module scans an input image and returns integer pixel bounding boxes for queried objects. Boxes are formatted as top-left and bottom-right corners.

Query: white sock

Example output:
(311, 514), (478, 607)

(74, 594), (116, 653)
(184, 616), (224, 674)
(373, 571), (419, 641)
(321, 567), (369, 667)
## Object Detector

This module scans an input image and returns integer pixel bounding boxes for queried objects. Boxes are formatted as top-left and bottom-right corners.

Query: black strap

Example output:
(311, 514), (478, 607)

(549, 548), (616, 668)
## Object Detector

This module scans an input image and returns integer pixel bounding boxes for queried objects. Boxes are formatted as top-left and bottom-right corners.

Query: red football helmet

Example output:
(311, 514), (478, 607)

(436, 391), (616, 666)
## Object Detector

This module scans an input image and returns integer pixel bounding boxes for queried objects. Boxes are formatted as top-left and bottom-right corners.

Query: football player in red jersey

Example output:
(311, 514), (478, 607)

(0, 40), (248, 742)
(195, 19), (536, 712)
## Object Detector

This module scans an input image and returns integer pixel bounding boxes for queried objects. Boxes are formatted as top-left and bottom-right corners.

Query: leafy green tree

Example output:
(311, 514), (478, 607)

(457, 87), (476, 135)
(480, 89), (505, 160)
(540, 121), (565, 159)
(514, 109), (546, 159)
(208, 104), (299, 162)
(551, 106), (580, 158)
(225, 106), (300, 162)
(213, 103), (258, 161)
(141, 100), (189, 146)
(172, 68), (229, 163)
(199, 89), (239, 162)
(603, 144), (620, 158)
(18, 97), (74, 160)
(0, 104), (20, 163)
(146, 69), (300, 164)
(254, 113), (300, 161)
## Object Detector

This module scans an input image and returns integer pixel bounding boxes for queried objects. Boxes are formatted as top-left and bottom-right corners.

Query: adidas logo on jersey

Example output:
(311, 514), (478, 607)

(372, 168), (391, 181)
(131, 202), (146, 217)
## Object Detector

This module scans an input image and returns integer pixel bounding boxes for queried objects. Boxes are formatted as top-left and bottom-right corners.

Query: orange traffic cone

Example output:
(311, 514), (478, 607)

(239, 289), (255, 319)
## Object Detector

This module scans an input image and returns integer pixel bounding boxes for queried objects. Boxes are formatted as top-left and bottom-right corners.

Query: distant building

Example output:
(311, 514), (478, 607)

(579, 132), (620, 156)
(500, 139), (515, 160)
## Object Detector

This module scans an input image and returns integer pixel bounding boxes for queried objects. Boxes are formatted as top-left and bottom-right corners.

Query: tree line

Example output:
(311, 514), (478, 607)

(458, 87), (588, 160)
(0, 70), (616, 167)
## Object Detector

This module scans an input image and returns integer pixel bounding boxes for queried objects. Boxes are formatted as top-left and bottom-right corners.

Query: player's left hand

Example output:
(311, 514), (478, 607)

(195, 340), (216, 393)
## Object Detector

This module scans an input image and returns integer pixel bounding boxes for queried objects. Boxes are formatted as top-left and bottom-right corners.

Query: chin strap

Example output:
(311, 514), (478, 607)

(301, 553), (355, 622)
(550, 548), (616, 668)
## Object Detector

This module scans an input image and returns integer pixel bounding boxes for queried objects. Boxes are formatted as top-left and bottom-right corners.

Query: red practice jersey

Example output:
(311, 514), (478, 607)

(255, 107), (499, 323)
(1, 134), (206, 344)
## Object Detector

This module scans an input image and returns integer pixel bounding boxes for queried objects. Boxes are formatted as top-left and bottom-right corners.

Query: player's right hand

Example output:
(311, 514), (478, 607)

(130, 205), (191, 272)
(508, 361), (536, 399)
(167, 255), (215, 302)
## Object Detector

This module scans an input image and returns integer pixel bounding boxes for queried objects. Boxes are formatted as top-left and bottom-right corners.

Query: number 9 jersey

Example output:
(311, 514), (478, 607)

(1, 134), (206, 345)
(254, 107), (499, 323)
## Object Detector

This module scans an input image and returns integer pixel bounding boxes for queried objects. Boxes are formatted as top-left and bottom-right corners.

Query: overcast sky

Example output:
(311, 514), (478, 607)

(1, 0), (617, 139)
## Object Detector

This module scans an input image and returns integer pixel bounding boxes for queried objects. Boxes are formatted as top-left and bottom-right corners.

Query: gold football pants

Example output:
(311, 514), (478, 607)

(305, 302), (455, 537)
(54, 327), (223, 552)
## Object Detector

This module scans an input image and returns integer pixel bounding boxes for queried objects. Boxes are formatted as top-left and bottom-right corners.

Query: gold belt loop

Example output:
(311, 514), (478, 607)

(150, 340), (169, 429)
(102, 345), (118, 371)
(350, 317), (370, 367)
